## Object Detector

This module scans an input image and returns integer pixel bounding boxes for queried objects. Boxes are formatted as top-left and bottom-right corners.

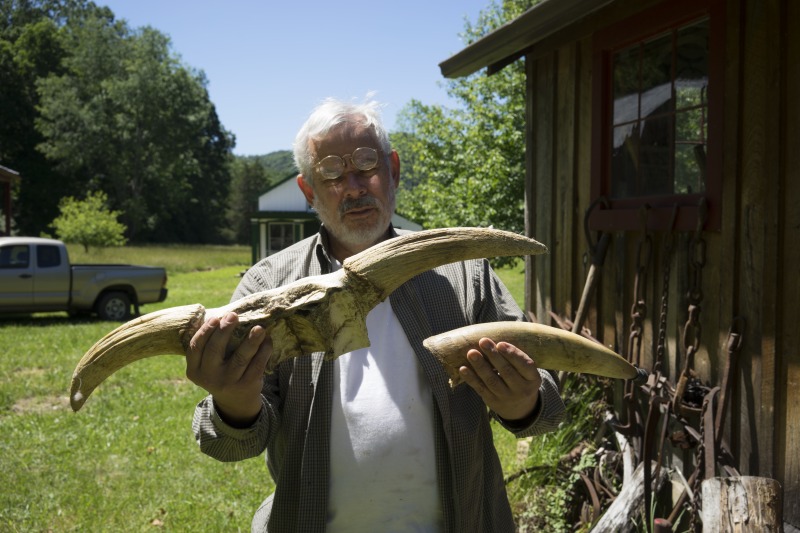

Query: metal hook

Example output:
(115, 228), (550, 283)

(583, 196), (609, 255)
(695, 197), (708, 235)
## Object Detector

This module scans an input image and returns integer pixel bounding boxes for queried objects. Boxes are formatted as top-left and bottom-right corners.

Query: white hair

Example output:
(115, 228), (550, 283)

(293, 95), (391, 181)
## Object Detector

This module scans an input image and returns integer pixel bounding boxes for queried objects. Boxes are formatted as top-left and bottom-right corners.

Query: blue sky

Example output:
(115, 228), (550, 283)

(98, 1), (492, 156)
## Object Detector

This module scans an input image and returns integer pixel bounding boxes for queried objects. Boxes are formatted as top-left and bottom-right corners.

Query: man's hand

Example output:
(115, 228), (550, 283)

(458, 337), (542, 422)
(185, 312), (272, 427)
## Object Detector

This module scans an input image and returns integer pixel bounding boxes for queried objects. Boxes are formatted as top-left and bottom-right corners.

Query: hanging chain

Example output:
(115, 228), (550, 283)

(654, 206), (679, 376)
(628, 207), (652, 368)
(682, 244), (705, 362)
(675, 200), (709, 415)
(689, 399), (706, 532)
(684, 199), (708, 529)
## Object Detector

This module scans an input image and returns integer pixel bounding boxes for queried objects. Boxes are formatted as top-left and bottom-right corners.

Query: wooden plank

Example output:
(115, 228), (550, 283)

(555, 43), (578, 320)
(575, 37), (600, 336)
(735, 0), (769, 476)
(525, 52), (537, 317)
(759, 0), (782, 480)
(531, 53), (557, 323)
(602, 229), (629, 410)
(717, 0), (743, 463)
(780, 0), (800, 524)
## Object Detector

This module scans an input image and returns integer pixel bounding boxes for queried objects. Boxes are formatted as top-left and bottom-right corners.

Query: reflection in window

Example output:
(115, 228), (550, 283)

(610, 19), (708, 199)
(0, 245), (29, 268)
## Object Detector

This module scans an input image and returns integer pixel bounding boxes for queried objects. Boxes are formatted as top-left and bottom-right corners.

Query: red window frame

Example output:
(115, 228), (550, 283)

(589, 0), (725, 232)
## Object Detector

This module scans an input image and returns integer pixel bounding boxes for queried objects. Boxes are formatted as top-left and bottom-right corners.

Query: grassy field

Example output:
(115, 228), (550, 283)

(0, 245), (593, 531)
(0, 246), (266, 532)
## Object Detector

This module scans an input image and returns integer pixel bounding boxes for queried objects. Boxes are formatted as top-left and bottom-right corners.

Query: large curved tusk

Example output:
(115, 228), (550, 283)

(422, 321), (636, 387)
(70, 227), (547, 411)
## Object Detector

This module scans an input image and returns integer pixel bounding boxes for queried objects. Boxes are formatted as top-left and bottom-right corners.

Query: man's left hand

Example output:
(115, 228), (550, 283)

(458, 337), (542, 422)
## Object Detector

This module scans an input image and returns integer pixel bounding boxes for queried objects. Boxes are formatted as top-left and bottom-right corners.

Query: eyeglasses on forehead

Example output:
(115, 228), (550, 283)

(314, 146), (380, 181)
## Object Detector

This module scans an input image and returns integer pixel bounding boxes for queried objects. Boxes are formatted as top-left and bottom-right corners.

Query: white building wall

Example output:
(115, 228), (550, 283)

(258, 179), (311, 212)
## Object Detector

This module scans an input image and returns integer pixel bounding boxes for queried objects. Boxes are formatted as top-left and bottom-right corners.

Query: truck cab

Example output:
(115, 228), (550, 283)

(0, 237), (70, 310)
(0, 237), (167, 320)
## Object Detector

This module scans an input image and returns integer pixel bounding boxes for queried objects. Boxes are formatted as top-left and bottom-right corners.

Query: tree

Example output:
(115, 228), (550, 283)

(225, 151), (296, 243)
(50, 190), (127, 251)
(392, 0), (540, 246)
(35, 17), (235, 243)
(1, 0), (235, 242)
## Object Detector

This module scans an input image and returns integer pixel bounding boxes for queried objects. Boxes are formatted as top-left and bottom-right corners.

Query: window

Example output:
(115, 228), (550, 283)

(591, 0), (723, 231)
(268, 223), (299, 256)
(37, 245), (62, 268)
(0, 245), (29, 268)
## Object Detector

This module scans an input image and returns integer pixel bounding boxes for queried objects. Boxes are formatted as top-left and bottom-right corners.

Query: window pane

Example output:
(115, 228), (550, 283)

(675, 110), (707, 194)
(37, 245), (62, 268)
(639, 114), (672, 196)
(640, 32), (673, 101)
(0, 245), (29, 268)
(611, 124), (640, 198)
(613, 46), (640, 127)
(676, 20), (709, 110)
(268, 223), (296, 255)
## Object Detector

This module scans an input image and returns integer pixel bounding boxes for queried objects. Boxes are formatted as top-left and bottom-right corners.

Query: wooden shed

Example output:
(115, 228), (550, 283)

(441, 0), (798, 528)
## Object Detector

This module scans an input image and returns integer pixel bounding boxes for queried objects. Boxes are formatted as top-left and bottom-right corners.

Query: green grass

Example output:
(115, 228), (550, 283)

(65, 243), (251, 275)
(0, 248), (586, 531)
(0, 247), (265, 532)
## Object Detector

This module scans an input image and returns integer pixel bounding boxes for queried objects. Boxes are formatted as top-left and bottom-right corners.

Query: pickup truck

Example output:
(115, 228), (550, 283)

(0, 236), (168, 320)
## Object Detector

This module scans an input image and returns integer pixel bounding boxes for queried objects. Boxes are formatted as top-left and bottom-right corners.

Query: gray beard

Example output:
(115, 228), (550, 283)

(313, 188), (396, 251)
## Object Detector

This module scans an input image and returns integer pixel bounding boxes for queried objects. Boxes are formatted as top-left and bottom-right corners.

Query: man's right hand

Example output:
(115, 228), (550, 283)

(185, 312), (272, 428)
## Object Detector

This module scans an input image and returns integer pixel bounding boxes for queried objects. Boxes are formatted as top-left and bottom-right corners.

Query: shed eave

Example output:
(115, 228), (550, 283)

(439, 0), (615, 79)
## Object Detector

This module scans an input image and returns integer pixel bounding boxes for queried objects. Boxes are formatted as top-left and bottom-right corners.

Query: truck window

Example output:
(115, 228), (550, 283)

(37, 245), (62, 268)
(0, 245), (29, 268)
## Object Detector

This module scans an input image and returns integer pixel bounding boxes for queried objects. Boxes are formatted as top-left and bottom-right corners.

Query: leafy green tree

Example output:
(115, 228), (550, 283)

(35, 16), (234, 243)
(0, 7), (70, 236)
(226, 158), (270, 243)
(50, 190), (127, 251)
(392, 0), (539, 243)
(225, 151), (296, 243)
(2, 0), (234, 242)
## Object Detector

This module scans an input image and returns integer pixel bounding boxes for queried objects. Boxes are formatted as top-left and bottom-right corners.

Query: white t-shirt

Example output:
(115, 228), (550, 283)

(326, 296), (443, 532)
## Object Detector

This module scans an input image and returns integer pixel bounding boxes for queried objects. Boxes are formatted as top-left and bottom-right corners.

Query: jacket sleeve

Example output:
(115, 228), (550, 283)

(474, 260), (566, 437)
(191, 264), (283, 462)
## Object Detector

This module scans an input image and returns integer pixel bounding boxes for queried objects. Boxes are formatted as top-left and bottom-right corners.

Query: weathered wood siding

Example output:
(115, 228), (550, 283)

(524, 0), (799, 525)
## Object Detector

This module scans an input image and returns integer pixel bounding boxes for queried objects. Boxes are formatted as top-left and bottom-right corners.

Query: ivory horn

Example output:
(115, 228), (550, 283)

(70, 227), (547, 411)
(422, 321), (636, 387)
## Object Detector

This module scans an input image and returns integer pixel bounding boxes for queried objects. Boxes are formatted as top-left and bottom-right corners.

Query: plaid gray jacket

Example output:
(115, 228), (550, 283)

(192, 227), (565, 533)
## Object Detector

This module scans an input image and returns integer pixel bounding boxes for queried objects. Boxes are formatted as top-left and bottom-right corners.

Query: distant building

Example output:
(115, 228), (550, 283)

(249, 174), (421, 264)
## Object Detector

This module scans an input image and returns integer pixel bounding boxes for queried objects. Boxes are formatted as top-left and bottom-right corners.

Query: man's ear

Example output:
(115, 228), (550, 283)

(389, 150), (400, 188)
(297, 174), (315, 206)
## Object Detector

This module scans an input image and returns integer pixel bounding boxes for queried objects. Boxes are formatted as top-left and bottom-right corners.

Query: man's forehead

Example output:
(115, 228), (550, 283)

(311, 123), (378, 156)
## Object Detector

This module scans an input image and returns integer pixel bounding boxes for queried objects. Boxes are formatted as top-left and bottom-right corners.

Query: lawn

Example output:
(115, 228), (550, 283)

(0, 246), (268, 532)
(0, 245), (596, 531)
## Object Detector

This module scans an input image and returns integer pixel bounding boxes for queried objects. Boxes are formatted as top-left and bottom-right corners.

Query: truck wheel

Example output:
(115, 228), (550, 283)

(96, 292), (132, 321)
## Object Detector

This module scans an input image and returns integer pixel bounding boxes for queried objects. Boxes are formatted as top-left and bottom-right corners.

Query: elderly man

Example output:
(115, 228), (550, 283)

(187, 97), (565, 532)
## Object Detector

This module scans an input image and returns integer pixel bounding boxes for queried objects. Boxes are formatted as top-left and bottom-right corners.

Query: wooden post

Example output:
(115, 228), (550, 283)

(701, 477), (783, 532)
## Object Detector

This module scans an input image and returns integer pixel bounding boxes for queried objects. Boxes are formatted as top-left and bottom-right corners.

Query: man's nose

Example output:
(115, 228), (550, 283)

(340, 166), (369, 191)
